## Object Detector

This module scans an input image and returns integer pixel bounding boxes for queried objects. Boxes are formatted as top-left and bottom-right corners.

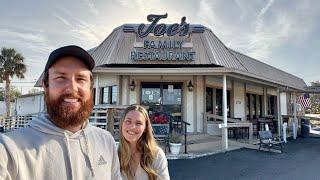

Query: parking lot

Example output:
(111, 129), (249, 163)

(169, 137), (320, 180)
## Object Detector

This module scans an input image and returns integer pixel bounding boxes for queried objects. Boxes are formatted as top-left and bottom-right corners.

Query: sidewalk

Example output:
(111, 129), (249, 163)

(165, 134), (261, 160)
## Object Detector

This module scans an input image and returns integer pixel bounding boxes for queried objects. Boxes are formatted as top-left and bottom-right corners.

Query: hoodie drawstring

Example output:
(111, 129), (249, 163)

(64, 132), (74, 180)
(82, 130), (95, 177)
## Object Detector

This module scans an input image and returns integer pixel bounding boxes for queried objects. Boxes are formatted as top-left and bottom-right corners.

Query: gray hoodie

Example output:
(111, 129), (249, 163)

(0, 113), (121, 180)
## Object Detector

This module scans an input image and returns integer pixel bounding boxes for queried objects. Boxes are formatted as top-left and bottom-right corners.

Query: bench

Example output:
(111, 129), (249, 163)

(258, 130), (284, 153)
(152, 124), (170, 154)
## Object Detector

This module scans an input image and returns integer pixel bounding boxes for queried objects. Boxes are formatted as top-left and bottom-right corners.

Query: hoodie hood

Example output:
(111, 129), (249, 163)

(28, 112), (90, 137)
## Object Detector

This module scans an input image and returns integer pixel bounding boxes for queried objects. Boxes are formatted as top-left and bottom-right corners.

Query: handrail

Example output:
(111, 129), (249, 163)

(205, 113), (241, 123)
(170, 115), (190, 154)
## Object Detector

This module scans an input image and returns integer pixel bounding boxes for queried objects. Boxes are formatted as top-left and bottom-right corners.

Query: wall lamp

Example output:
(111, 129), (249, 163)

(130, 80), (136, 91)
(187, 80), (193, 92)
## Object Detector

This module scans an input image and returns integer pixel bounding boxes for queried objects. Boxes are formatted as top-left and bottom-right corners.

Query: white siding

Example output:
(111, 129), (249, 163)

(196, 75), (204, 132)
(233, 82), (245, 120)
(280, 92), (287, 115)
(267, 88), (277, 96)
(246, 84), (263, 95)
(15, 94), (45, 115)
(185, 83), (194, 132)
(0, 101), (6, 116)
(98, 74), (119, 87)
(206, 76), (232, 88)
(121, 75), (130, 105)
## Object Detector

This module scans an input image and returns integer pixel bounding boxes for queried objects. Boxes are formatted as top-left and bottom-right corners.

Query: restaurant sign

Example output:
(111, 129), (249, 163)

(130, 13), (196, 61)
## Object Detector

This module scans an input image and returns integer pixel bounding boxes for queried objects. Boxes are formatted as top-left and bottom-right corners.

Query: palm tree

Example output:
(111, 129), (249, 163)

(0, 48), (26, 117)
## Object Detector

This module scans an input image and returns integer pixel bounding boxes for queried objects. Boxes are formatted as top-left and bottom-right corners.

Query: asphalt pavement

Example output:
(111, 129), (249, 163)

(168, 137), (320, 180)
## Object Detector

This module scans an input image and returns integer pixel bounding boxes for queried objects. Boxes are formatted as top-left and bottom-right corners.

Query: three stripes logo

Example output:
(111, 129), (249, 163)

(97, 155), (107, 166)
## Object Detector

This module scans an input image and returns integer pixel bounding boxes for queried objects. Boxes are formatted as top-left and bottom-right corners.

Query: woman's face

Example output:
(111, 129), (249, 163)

(122, 110), (146, 144)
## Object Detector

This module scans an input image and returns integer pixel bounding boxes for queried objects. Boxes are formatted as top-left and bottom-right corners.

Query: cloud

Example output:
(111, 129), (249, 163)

(0, 28), (53, 54)
(82, 0), (99, 15)
(196, 0), (317, 63)
(257, 0), (274, 19)
(53, 14), (71, 26)
(51, 9), (102, 48)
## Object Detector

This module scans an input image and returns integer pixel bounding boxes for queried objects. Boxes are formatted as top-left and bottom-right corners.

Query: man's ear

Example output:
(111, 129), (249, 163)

(42, 81), (48, 91)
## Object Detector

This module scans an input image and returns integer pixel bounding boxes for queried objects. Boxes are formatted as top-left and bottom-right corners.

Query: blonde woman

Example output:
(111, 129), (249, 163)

(118, 105), (170, 180)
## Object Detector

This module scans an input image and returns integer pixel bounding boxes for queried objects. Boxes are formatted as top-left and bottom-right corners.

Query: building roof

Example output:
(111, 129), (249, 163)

(228, 49), (307, 90)
(35, 24), (307, 90)
(88, 24), (307, 90)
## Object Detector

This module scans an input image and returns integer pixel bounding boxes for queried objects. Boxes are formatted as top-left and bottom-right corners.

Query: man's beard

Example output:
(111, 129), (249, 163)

(45, 91), (93, 130)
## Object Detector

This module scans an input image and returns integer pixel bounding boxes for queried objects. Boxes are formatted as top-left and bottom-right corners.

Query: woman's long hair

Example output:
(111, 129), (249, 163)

(118, 105), (159, 180)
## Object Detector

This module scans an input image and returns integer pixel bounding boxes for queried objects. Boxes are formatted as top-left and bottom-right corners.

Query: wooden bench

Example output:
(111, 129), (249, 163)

(258, 130), (284, 153)
(152, 124), (170, 154)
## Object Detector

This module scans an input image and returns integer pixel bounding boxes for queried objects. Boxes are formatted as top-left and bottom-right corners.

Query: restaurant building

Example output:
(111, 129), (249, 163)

(88, 14), (306, 144)
(26, 14), (308, 150)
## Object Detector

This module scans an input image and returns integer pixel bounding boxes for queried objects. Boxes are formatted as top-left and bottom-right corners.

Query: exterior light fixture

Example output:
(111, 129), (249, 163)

(130, 80), (136, 91)
(187, 80), (193, 92)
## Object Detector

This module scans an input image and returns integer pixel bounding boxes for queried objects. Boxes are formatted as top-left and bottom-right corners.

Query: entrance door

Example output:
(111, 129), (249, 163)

(141, 82), (182, 127)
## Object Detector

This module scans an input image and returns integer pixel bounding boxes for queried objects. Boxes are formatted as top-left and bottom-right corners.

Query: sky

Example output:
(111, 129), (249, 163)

(1, 0), (320, 94)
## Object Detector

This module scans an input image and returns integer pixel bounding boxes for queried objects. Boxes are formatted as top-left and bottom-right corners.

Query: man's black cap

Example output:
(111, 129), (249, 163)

(45, 45), (95, 72)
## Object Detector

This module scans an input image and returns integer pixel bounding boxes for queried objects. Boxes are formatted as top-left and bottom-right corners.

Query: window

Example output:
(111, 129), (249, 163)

(206, 87), (213, 113)
(268, 95), (276, 115)
(246, 93), (263, 119)
(111, 86), (118, 104)
(216, 89), (230, 117)
(99, 86), (118, 104)
(93, 88), (96, 104)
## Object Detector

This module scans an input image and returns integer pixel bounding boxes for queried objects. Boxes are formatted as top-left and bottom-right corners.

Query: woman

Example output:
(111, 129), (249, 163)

(118, 105), (170, 180)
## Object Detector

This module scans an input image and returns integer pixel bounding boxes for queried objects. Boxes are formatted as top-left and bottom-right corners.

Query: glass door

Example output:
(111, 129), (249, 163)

(141, 82), (182, 131)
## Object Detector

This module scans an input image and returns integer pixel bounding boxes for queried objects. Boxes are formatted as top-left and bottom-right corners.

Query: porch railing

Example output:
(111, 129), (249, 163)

(205, 113), (253, 143)
(0, 114), (38, 132)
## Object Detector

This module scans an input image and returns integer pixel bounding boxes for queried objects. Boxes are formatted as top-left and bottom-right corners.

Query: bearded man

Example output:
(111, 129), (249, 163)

(0, 45), (121, 180)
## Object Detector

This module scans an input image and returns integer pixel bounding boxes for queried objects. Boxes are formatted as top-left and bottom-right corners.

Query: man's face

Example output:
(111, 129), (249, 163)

(44, 56), (93, 130)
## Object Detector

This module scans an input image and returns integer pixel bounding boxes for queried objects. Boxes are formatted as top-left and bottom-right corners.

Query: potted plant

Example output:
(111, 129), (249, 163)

(169, 131), (182, 155)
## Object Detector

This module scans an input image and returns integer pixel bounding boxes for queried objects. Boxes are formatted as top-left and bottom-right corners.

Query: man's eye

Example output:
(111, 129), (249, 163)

(78, 77), (88, 82)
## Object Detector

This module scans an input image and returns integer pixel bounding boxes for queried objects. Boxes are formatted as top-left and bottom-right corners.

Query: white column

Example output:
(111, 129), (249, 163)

(293, 91), (297, 139)
(222, 74), (228, 151)
(277, 87), (282, 137)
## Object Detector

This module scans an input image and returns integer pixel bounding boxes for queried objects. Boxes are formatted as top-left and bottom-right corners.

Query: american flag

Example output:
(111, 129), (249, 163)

(297, 93), (312, 109)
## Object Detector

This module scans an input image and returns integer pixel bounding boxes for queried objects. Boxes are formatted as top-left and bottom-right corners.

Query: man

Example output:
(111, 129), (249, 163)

(0, 45), (121, 180)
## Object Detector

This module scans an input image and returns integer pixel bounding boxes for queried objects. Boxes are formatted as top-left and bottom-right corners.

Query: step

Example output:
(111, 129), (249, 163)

(183, 133), (212, 142)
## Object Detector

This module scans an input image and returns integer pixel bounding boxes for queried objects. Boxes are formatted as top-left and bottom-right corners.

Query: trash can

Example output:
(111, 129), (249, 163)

(0, 125), (4, 133)
(301, 118), (310, 138)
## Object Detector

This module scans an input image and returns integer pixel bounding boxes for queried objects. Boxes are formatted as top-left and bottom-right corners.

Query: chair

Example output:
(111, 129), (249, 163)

(152, 124), (170, 154)
(258, 130), (284, 153)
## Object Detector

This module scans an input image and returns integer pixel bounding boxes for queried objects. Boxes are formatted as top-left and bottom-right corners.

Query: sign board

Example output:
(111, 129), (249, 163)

(130, 13), (197, 61)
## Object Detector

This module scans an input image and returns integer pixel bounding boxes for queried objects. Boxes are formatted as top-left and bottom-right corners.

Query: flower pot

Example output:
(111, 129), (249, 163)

(169, 143), (182, 155)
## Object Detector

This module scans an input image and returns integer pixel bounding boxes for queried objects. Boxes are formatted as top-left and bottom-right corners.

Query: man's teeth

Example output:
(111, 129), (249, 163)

(64, 98), (78, 103)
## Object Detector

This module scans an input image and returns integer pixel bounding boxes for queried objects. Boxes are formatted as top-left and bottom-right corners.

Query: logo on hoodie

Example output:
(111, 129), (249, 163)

(97, 155), (108, 166)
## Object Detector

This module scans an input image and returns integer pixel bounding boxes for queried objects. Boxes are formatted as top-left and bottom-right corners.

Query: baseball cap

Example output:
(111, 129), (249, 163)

(44, 45), (95, 72)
